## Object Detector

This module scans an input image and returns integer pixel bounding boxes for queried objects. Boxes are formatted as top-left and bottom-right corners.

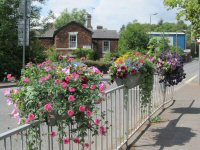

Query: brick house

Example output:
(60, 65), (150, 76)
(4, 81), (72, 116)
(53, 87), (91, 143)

(38, 14), (119, 57)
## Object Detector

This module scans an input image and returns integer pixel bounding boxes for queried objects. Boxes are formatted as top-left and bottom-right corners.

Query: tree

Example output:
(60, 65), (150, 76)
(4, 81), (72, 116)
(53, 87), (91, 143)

(119, 22), (149, 50)
(164, 0), (200, 38)
(55, 8), (87, 29)
(41, 10), (56, 33)
(0, 0), (47, 80)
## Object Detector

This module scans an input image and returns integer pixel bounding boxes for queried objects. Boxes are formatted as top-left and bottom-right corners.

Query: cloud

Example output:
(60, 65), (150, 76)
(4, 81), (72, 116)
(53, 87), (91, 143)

(40, 0), (178, 31)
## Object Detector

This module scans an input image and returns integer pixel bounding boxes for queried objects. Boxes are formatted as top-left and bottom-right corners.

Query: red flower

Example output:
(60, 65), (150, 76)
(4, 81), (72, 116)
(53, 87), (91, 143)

(135, 52), (140, 55)
(84, 143), (90, 148)
(139, 59), (145, 63)
(81, 77), (88, 84)
(64, 138), (70, 144)
(131, 69), (137, 75)
(50, 131), (57, 138)
(74, 137), (80, 143)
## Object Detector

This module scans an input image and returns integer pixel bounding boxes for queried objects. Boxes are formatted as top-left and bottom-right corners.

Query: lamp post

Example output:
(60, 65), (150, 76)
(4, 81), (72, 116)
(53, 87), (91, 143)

(150, 13), (158, 25)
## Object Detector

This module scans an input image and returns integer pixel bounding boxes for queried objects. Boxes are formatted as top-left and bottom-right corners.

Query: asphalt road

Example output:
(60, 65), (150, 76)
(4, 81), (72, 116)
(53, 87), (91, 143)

(0, 59), (199, 134)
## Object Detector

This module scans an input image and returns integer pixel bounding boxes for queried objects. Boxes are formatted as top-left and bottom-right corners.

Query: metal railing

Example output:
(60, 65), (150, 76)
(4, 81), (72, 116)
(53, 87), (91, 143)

(0, 75), (174, 150)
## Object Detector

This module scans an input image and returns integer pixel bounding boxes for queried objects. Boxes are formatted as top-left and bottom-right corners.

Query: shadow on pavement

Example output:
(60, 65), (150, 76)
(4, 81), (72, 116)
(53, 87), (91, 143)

(133, 100), (197, 150)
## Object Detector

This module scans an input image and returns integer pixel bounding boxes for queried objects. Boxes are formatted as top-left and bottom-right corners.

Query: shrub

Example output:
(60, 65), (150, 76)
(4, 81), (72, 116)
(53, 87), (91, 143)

(46, 47), (59, 61)
(72, 48), (99, 60)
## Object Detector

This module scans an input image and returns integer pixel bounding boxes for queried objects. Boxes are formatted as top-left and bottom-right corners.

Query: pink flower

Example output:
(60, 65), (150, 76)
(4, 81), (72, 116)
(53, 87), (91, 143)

(4, 88), (11, 96)
(45, 66), (52, 72)
(28, 114), (35, 121)
(87, 110), (93, 117)
(45, 74), (51, 80)
(44, 103), (52, 111)
(84, 143), (90, 148)
(65, 76), (71, 82)
(94, 119), (100, 125)
(99, 126), (106, 135)
(61, 81), (68, 89)
(71, 73), (80, 81)
(50, 131), (57, 138)
(23, 77), (30, 83)
(64, 138), (70, 144)
(11, 108), (19, 118)
(26, 63), (31, 68)
(73, 137), (80, 143)
(37, 63), (43, 68)
(99, 82), (106, 92)
(62, 68), (70, 75)
(68, 57), (74, 62)
(79, 105), (86, 112)
(68, 95), (76, 102)
(6, 98), (13, 106)
(69, 87), (76, 92)
(90, 84), (97, 90)
(135, 52), (140, 55)
(39, 77), (46, 83)
(7, 74), (13, 81)
(17, 118), (22, 125)
(55, 79), (61, 84)
(13, 89), (19, 94)
(68, 110), (74, 117)
(82, 84), (87, 89)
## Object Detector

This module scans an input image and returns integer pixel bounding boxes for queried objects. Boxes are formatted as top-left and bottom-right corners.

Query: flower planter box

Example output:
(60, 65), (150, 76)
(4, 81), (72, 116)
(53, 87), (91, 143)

(115, 75), (141, 89)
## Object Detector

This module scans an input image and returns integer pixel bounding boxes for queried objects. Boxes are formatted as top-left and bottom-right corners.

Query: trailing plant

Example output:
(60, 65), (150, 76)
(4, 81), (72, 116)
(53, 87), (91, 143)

(156, 50), (186, 86)
(109, 52), (155, 106)
(4, 58), (109, 149)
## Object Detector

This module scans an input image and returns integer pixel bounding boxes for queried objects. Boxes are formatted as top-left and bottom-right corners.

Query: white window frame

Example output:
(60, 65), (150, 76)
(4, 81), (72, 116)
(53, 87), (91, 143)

(102, 40), (110, 53)
(68, 32), (78, 49)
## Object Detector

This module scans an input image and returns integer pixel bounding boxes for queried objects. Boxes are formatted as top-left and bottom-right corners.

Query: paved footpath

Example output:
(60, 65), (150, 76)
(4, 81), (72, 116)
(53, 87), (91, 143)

(131, 77), (200, 150)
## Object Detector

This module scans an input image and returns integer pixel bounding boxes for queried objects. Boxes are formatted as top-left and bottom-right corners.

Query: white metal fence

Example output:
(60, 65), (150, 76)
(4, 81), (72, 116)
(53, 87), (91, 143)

(0, 75), (174, 150)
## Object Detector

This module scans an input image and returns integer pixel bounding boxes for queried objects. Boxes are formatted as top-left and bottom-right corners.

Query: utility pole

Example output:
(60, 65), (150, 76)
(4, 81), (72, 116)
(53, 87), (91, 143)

(23, 0), (27, 68)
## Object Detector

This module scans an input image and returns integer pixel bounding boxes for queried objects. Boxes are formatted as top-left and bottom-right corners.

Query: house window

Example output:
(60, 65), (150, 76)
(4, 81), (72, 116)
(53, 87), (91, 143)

(69, 32), (78, 48)
(103, 40), (110, 52)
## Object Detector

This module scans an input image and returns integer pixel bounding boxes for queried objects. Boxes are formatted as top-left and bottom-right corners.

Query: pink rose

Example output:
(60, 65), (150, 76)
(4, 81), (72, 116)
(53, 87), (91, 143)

(50, 131), (57, 138)
(73, 137), (80, 143)
(7, 74), (13, 81)
(55, 79), (61, 84)
(64, 138), (70, 144)
(23, 77), (30, 83)
(65, 76), (71, 82)
(28, 114), (35, 121)
(82, 84), (87, 89)
(99, 126), (106, 135)
(68, 110), (74, 117)
(79, 105), (86, 112)
(17, 118), (22, 125)
(90, 84), (96, 90)
(6, 98), (13, 106)
(68, 95), (76, 102)
(61, 81), (68, 89)
(44, 103), (52, 111)
(14, 89), (19, 94)
(94, 119), (100, 125)
(84, 143), (90, 148)
(69, 87), (76, 92)
(26, 63), (31, 68)
(87, 110), (93, 117)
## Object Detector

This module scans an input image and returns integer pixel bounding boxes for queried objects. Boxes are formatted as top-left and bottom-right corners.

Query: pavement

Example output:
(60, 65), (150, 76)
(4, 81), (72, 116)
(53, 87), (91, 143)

(131, 75), (200, 150)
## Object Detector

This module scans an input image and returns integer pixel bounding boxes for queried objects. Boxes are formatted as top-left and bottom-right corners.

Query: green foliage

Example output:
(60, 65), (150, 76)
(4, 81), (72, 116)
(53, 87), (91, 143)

(151, 116), (161, 123)
(148, 37), (171, 53)
(164, 0), (200, 38)
(0, 0), (47, 80)
(55, 8), (87, 29)
(119, 22), (149, 50)
(46, 47), (59, 62)
(72, 48), (99, 60)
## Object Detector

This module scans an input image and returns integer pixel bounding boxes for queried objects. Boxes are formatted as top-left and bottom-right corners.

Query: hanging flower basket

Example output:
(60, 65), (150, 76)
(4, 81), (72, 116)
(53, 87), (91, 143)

(115, 74), (141, 89)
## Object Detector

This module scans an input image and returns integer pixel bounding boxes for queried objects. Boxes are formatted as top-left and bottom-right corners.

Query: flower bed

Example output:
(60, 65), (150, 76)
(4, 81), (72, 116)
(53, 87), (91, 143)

(4, 58), (108, 149)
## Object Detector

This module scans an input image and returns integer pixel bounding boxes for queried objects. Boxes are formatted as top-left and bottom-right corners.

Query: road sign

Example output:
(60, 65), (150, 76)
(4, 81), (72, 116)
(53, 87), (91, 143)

(18, 19), (30, 46)
(19, 0), (31, 17)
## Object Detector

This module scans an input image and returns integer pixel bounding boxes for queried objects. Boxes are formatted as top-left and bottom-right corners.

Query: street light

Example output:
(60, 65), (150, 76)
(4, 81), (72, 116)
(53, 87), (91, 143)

(150, 13), (158, 25)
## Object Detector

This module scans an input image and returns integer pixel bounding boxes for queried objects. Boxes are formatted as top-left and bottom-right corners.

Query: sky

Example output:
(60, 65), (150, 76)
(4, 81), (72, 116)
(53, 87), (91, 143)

(35, 0), (178, 31)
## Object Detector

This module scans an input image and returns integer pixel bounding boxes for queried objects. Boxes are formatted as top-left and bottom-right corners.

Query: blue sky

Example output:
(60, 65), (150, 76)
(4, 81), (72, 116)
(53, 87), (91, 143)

(36, 0), (178, 31)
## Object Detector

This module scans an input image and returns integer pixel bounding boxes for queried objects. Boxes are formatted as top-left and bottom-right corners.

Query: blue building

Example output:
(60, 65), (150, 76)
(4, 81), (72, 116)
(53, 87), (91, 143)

(149, 32), (186, 50)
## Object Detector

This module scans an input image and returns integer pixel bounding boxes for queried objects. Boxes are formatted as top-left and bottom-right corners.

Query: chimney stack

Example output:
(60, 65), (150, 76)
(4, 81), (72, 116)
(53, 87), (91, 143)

(87, 14), (93, 29)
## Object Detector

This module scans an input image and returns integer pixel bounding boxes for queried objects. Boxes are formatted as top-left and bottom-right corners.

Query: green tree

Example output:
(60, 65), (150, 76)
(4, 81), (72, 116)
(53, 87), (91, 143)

(119, 22), (149, 50)
(55, 8), (87, 29)
(0, 0), (46, 80)
(164, 0), (200, 38)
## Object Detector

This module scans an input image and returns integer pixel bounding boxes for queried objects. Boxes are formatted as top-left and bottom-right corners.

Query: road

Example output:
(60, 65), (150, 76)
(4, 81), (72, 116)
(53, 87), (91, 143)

(0, 59), (199, 134)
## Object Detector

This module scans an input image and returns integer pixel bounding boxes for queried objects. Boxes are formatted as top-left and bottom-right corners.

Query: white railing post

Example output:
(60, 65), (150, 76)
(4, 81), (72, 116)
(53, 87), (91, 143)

(124, 86), (129, 147)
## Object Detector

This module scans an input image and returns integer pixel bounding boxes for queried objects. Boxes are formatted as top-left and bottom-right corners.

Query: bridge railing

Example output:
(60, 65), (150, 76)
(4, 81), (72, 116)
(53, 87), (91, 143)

(0, 74), (174, 150)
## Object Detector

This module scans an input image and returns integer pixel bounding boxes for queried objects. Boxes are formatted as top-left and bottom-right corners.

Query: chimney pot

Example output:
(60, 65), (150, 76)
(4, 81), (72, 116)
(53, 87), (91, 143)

(97, 26), (103, 29)
(87, 14), (93, 29)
